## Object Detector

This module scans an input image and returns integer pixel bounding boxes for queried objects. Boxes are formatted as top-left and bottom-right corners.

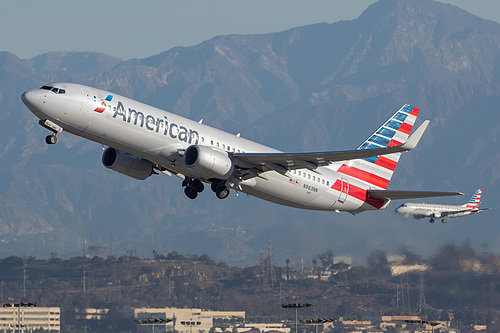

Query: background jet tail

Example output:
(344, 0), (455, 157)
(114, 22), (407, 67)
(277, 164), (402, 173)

(463, 189), (482, 210)
(336, 104), (420, 190)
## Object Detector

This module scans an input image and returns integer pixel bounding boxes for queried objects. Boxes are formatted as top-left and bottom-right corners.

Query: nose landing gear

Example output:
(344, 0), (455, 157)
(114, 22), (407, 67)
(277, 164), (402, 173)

(39, 119), (62, 145)
(45, 134), (57, 145)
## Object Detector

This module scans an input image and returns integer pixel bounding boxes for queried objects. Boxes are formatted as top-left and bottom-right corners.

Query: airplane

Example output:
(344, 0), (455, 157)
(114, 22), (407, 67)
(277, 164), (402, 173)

(21, 83), (462, 213)
(395, 189), (488, 223)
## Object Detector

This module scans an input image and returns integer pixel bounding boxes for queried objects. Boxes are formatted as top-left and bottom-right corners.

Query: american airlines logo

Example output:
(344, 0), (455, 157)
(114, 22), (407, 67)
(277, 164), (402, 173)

(94, 95), (113, 113)
(112, 101), (199, 144)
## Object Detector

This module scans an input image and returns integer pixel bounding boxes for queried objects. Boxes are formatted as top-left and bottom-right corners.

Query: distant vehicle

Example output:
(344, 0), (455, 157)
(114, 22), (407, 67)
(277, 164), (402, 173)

(396, 189), (489, 223)
(22, 83), (461, 213)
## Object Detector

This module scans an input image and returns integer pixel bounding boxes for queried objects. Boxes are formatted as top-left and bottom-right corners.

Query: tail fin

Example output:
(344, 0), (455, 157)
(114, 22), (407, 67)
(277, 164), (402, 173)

(463, 189), (482, 210)
(337, 104), (420, 190)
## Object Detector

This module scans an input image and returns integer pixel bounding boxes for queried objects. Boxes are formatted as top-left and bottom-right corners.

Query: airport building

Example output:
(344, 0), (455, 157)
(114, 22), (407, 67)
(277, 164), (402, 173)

(125, 307), (245, 333)
(0, 304), (60, 333)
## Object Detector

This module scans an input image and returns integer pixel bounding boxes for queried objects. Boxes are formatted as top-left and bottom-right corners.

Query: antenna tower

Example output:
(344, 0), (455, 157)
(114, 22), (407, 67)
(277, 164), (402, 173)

(417, 273), (427, 313)
(268, 239), (276, 288)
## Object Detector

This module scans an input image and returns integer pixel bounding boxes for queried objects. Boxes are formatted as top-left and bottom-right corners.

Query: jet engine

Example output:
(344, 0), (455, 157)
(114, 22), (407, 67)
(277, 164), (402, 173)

(183, 145), (234, 179)
(432, 212), (442, 218)
(102, 147), (154, 180)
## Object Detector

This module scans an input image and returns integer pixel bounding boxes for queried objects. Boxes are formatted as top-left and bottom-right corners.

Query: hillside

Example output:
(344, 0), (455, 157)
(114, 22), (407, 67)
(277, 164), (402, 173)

(0, 0), (499, 266)
(0, 244), (499, 331)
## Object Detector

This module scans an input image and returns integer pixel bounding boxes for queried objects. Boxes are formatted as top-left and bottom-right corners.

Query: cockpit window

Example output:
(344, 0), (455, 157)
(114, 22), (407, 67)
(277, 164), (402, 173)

(40, 85), (66, 94)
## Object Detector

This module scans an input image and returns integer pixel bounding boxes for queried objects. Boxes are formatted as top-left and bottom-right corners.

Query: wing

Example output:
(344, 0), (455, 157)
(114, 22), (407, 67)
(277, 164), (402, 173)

(232, 120), (429, 177)
(368, 190), (463, 201)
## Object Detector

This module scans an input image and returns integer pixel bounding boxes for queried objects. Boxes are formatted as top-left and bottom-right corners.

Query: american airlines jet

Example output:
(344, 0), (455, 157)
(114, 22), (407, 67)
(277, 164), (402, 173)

(396, 189), (488, 223)
(21, 83), (461, 213)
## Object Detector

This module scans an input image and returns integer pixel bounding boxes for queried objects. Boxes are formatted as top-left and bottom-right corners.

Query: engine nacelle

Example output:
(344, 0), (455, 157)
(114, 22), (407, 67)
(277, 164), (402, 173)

(102, 147), (154, 180)
(433, 212), (442, 219)
(184, 145), (234, 179)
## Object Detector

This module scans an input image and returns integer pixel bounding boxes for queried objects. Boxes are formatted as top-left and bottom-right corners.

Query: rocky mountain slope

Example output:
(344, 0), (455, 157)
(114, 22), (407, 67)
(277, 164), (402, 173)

(1, 0), (499, 266)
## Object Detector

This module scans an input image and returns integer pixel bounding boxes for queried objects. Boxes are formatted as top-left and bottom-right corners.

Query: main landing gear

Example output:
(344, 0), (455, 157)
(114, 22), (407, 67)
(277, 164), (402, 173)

(429, 218), (447, 224)
(182, 177), (205, 199)
(181, 178), (230, 200)
(211, 179), (230, 199)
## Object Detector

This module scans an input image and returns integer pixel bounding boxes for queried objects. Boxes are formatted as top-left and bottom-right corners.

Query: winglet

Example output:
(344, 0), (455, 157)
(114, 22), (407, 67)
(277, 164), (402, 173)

(400, 120), (429, 150)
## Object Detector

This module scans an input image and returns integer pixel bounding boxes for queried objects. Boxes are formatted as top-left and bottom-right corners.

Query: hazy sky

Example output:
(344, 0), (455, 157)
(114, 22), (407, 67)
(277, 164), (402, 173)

(4, 0), (500, 60)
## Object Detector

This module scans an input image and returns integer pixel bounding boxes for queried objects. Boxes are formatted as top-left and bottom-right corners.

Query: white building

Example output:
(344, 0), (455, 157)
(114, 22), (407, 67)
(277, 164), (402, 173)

(125, 307), (245, 333)
(0, 305), (60, 333)
(238, 323), (291, 333)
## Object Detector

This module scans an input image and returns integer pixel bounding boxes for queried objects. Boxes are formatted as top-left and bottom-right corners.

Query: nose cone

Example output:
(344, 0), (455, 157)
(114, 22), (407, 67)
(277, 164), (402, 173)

(395, 205), (403, 213)
(21, 90), (41, 112)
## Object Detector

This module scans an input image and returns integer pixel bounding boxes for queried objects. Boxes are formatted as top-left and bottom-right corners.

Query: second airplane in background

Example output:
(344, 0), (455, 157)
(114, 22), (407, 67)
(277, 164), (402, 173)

(396, 189), (489, 223)
(22, 83), (462, 214)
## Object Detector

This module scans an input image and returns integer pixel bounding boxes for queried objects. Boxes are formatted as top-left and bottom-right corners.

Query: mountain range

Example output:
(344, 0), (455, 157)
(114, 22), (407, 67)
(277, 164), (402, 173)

(1, 0), (499, 266)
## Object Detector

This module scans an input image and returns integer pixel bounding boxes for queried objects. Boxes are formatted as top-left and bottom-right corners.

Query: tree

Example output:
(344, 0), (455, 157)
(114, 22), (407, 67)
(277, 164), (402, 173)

(318, 250), (334, 269)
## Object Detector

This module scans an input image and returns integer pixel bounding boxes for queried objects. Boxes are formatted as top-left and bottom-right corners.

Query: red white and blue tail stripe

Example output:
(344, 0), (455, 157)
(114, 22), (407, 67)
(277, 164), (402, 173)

(464, 189), (482, 211)
(336, 104), (419, 190)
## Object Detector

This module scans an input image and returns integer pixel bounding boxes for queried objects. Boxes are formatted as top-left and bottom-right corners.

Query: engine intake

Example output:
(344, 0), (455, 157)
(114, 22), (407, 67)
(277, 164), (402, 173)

(102, 147), (154, 180)
(184, 145), (234, 179)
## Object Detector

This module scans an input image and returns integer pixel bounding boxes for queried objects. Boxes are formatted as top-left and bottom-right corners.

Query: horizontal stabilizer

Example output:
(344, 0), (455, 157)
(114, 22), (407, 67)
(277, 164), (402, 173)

(400, 120), (429, 150)
(367, 189), (463, 201)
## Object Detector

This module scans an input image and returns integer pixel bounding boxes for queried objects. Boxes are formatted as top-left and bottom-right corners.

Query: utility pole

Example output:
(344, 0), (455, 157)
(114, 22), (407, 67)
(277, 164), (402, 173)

(17, 298), (22, 333)
(22, 261), (27, 297)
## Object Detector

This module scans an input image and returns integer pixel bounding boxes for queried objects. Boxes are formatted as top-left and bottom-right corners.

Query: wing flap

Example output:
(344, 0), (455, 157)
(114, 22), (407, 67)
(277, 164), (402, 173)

(367, 190), (463, 201)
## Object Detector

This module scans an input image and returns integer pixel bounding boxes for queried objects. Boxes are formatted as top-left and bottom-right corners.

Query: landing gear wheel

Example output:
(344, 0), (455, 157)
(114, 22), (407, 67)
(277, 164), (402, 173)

(216, 187), (230, 199)
(45, 134), (57, 145)
(184, 187), (198, 199)
(211, 182), (219, 192)
(191, 179), (204, 193)
(429, 218), (435, 223)
(441, 219), (447, 224)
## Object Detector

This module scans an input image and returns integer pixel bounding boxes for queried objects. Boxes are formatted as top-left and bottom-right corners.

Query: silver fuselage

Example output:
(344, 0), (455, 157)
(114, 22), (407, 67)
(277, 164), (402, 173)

(22, 83), (390, 212)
